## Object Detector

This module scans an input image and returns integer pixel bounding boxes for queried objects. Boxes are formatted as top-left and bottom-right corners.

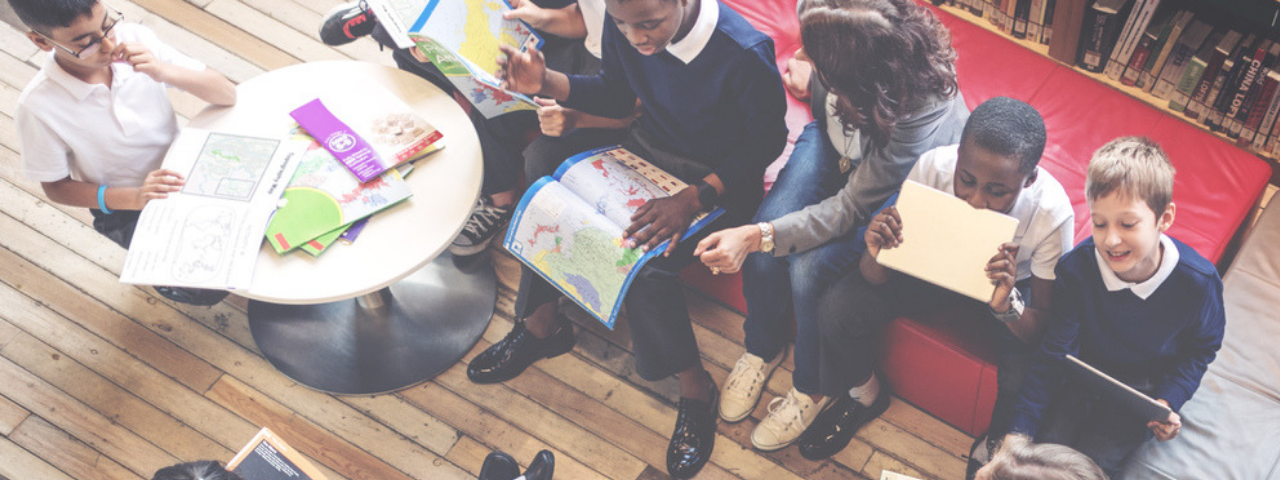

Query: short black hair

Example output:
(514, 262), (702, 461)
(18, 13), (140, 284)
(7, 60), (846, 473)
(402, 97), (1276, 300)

(152, 461), (244, 480)
(7, 0), (98, 33)
(960, 96), (1047, 174)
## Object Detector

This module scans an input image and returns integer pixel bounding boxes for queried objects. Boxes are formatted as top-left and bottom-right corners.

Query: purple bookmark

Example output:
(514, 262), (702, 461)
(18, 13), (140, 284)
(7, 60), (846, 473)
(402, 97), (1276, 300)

(291, 98), (386, 182)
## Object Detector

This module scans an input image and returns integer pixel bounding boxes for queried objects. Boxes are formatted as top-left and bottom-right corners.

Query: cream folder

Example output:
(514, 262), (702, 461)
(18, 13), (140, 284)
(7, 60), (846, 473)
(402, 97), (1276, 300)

(876, 179), (1019, 303)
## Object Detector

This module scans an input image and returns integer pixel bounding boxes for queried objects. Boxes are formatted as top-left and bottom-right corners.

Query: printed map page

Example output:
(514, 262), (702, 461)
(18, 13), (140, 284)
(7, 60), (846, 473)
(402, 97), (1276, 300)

(183, 133), (280, 201)
(505, 179), (644, 328)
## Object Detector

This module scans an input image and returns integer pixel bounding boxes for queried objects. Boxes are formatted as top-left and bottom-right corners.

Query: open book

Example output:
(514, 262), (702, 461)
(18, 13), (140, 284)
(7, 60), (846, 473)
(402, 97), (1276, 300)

(504, 146), (723, 329)
(227, 428), (329, 480)
(367, 0), (542, 118)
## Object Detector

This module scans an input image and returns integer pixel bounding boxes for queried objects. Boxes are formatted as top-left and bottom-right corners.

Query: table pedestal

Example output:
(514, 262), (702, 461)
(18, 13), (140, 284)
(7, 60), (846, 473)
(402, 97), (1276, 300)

(247, 252), (496, 395)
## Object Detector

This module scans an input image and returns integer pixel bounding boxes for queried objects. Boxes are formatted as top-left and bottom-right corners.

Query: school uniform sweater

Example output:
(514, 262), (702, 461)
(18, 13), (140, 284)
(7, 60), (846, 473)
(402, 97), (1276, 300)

(562, 0), (788, 212)
(1008, 236), (1226, 438)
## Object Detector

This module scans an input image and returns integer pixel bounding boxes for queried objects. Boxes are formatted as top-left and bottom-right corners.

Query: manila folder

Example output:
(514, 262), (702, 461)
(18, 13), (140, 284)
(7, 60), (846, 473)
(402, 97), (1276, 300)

(877, 180), (1019, 303)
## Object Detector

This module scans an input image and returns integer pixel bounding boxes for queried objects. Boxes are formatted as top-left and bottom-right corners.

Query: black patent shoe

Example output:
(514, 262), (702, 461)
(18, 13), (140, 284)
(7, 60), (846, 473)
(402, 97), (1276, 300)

(523, 449), (555, 480)
(668, 388), (718, 479)
(797, 384), (891, 460)
(467, 318), (574, 384)
(478, 451), (520, 480)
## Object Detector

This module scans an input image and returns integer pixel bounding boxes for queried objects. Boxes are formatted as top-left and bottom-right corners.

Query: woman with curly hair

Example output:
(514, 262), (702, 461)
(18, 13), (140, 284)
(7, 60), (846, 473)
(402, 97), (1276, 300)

(694, 0), (968, 453)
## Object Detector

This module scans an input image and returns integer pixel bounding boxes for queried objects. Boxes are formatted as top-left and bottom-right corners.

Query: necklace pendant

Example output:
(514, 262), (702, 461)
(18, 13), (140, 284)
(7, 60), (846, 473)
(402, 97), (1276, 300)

(839, 156), (852, 174)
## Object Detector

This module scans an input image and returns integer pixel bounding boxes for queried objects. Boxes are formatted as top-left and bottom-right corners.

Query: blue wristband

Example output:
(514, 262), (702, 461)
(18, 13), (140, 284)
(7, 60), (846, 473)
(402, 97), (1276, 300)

(97, 185), (112, 214)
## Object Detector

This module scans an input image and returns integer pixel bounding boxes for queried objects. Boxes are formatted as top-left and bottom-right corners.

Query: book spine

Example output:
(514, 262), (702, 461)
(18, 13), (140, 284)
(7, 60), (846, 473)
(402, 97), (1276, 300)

(1169, 56), (1207, 112)
(1228, 47), (1270, 138)
(1013, 0), (1032, 39)
(1203, 57), (1238, 129)
(1028, 0), (1045, 42)
(1152, 42), (1194, 99)
(1003, 0), (1018, 34)
(969, 0), (986, 16)
(1252, 71), (1280, 151)
(1186, 43), (1232, 120)
(1143, 11), (1189, 93)
(1040, 0), (1056, 44)
(1208, 46), (1252, 131)
(1122, 36), (1153, 86)
(1104, 0), (1149, 80)
(1241, 76), (1277, 145)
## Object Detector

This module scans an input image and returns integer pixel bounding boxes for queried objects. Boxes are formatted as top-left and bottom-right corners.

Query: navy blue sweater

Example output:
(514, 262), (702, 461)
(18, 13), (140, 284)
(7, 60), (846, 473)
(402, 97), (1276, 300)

(563, 2), (788, 211)
(1008, 236), (1225, 437)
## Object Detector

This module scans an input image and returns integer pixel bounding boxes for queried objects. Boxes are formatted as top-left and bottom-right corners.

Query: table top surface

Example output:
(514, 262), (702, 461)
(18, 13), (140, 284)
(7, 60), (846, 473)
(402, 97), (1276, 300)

(190, 61), (483, 304)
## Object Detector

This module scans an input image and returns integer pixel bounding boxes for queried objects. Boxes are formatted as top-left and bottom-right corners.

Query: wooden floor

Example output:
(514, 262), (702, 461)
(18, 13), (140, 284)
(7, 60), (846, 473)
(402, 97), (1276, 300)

(0, 1), (1100, 479)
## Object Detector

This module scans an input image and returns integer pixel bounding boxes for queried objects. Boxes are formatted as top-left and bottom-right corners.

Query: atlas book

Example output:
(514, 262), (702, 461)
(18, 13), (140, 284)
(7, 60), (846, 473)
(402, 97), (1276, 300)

(227, 428), (329, 480)
(1064, 355), (1174, 422)
(366, 0), (542, 118)
(504, 146), (724, 329)
(290, 83), (445, 182)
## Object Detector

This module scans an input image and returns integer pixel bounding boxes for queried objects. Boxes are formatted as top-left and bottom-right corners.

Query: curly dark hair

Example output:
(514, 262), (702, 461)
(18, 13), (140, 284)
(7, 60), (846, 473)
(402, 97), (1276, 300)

(152, 461), (244, 480)
(801, 0), (959, 145)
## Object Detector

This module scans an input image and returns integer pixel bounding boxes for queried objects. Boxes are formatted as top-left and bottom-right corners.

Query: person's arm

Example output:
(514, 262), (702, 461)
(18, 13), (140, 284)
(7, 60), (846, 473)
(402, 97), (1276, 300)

(41, 169), (185, 211)
(112, 29), (236, 106)
(1154, 276), (1226, 412)
(707, 43), (788, 209)
(505, 0), (588, 39)
(770, 95), (964, 257)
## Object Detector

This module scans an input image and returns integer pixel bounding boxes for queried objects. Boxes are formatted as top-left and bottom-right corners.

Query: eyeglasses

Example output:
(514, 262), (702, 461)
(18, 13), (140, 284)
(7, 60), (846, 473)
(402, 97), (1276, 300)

(37, 3), (123, 59)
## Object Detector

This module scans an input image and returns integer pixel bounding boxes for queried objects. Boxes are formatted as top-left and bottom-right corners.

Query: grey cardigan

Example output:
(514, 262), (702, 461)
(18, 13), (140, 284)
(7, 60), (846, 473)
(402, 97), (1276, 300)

(769, 80), (970, 256)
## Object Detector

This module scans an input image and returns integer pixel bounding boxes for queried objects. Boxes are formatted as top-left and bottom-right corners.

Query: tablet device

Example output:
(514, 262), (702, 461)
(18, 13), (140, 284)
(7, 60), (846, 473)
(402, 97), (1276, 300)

(1065, 355), (1174, 422)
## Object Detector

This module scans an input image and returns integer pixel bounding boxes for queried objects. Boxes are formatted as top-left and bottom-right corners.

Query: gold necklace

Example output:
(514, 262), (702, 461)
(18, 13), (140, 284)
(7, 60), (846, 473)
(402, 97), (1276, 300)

(838, 125), (857, 174)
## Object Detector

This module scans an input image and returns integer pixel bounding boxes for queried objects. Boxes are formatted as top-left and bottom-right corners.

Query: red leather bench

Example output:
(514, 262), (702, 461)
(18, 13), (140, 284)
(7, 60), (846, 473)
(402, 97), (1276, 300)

(686, 0), (1273, 437)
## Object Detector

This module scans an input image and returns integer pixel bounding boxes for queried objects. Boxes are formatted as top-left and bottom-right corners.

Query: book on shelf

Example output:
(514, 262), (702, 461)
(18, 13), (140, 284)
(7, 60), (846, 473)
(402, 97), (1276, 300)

(503, 145), (723, 329)
(1077, 0), (1132, 73)
(1226, 40), (1278, 138)
(1104, 0), (1161, 81)
(1249, 68), (1280, 149)
(1141, 10), (1193, 93)
(1048, 0), (1089, 63)
(1027, 0), (1045, 42)
(1040, 0), (1057, 44)
(1169, 30), (1226, 113)
(1013, 0), (1032, 38)
(227, 428), (329, 480)
(1124, 8), (1172, 87)
(1208, 36), (1262, 132)
(1151, 20), (1211, 99)
(1201, 34), (1253, 131)
(1186, 30), (1242, 119)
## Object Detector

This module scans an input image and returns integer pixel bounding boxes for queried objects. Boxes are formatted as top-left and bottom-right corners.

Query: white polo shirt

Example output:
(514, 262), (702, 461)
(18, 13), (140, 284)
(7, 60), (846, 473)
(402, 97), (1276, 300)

(578, 0), (605, 59)
(16, 23), (206, 189)
(907, 144), (1076, 282)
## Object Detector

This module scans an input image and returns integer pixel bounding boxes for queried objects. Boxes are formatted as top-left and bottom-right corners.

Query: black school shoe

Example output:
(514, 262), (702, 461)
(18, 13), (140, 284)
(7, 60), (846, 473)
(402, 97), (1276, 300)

(523, 449), (555, 480)
(478, 451), (520, 480)
(318, 1), (376, 46)
(797, 384), (892, 460)
(153, 286), (229, 306)
(668, 387), (718, 479)
(467, 318), (575, 384)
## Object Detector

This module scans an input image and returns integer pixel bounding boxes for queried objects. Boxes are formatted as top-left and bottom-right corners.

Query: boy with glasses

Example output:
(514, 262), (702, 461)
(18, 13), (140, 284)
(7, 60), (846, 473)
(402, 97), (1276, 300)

(12, 0), (238, 305)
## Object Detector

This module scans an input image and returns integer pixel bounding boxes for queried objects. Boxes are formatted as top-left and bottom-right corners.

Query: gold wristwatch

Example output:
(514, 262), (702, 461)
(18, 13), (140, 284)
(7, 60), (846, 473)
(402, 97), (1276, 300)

(757, 222), (775, 254)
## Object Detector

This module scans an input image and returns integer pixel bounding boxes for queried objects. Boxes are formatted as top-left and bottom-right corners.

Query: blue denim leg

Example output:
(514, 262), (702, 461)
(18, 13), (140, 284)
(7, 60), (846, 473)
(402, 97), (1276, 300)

(742, 122), (855, 394)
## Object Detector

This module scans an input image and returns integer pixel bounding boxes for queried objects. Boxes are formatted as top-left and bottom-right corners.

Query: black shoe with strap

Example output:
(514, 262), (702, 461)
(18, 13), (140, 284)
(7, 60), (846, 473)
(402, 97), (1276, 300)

(318, 1), (376, 46)
(797, 383), (892, 460)
(668, 384), (718, 479)
(467, 317), (575, 384)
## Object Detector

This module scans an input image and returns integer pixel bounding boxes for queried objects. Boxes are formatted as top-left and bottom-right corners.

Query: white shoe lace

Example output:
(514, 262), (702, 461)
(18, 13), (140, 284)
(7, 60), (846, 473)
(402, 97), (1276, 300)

(764, 390), (808, 432)
(725, 355), (765, 398)
(461, 198), (508, 238)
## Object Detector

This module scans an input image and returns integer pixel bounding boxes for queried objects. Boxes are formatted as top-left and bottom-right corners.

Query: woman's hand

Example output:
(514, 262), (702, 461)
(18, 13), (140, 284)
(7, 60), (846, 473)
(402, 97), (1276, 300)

(986, 243), (1020, 312)
(694, 224), (762, 274)
(783, 47), (813, 101)
(864, 206), (903, 258)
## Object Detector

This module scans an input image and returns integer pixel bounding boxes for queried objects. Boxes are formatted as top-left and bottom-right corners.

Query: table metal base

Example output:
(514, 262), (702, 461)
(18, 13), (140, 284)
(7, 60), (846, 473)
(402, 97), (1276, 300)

(247, 252), (496, 395)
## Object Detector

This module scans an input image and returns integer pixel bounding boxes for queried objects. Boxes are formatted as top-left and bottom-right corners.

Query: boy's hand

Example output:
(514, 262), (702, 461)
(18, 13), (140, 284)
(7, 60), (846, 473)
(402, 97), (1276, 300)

(986, 243), (1020, 312)
(694, 224), (762, 274)
(1148, 400), (1182, 441)
(497, 44), (546, 95)
(865, 206), (903, 258)
(113, 42), (170, 83)
(503, 0), (552, 30)
(535, 98), (577, 136)
(624, 187), (701, 257)
(134, 168), (185, 209)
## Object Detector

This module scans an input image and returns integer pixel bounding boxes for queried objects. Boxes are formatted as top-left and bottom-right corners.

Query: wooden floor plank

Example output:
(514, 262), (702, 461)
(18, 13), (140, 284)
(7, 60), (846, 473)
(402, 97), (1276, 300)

(237, 0), (396, 67)
(339, 393), (461, 457)
(8, 415), (145, 480)
(0, 42), (38, 92)
(130, 0), (300, 71)
(0, 20), (38, 62)
(204, 0), (351, 64)
(0, 435), (77, 480)
(0, 392), (30, 436)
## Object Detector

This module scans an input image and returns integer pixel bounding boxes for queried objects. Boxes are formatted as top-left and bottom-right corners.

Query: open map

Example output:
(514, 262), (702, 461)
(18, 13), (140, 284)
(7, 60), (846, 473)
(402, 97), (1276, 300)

(505, 146), (723, 328)
(182, 133), (280, 201)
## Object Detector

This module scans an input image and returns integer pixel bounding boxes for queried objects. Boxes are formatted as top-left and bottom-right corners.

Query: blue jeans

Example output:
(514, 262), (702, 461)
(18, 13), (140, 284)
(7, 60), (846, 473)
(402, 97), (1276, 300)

(742, 122), (863, 394)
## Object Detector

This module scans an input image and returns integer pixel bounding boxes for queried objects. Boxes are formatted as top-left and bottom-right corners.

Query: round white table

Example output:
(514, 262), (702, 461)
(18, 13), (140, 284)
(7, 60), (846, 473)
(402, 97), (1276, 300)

(191, 61), (496, 395)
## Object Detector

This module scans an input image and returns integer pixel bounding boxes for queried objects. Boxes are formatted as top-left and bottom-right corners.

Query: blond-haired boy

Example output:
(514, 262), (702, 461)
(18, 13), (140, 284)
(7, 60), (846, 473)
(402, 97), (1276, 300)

(1004, 137), (1226, 477)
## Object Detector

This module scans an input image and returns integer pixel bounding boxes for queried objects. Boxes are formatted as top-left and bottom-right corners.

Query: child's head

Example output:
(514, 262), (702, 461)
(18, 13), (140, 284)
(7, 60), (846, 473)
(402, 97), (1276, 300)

(605, 0), (686, 57)
(974, 436), (1108, 480)
(1085, 137), (1177, 283)
(10, 0), (120, 68)
(953, 96), (1046, 213)
(799, 0), (958, 145)
(152, 461), (243, 480)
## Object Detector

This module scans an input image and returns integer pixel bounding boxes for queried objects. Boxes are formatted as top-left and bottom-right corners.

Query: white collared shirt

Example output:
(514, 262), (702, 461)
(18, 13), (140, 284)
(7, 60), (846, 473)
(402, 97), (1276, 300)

(664, 0), (719, 64)
(17, 23), (205, 188)
(1094, 233), (1179, 300)
(579, 0), (606, 59)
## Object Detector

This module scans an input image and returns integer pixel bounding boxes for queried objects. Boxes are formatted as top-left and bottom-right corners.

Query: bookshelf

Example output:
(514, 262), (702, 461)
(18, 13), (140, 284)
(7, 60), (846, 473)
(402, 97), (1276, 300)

(936, 3), (1280, 184)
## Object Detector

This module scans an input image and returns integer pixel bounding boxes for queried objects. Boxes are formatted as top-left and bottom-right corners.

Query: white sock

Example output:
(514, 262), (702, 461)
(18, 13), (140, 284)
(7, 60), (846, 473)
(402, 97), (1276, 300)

(848, 373), (880, 407)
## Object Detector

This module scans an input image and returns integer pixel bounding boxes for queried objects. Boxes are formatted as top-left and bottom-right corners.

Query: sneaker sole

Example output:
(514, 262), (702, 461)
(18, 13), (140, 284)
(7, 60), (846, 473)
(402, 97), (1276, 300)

(750, 433), (797, 452)
(449, 234), (497, 257)
(719, 402), (759, 423)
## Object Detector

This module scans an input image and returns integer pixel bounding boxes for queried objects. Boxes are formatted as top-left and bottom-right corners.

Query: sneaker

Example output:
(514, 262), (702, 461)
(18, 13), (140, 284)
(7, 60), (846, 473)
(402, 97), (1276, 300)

(720, 347), (786, 422)
(450, 196), (513, 256)
(318, 1), (376, 46)
(751, 387), (831, 451)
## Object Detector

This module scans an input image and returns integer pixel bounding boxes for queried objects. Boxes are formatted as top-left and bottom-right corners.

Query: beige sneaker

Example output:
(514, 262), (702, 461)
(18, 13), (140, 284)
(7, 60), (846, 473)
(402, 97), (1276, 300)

(719, 346), (786, 422)
(751, 387), (831, 451)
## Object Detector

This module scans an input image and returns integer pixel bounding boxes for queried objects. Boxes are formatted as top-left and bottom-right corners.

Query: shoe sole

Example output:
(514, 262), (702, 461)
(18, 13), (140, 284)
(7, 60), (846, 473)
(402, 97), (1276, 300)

(750, 434), (797, 452)
(718, 346), (787, 423)
(720, 406), (755, 423)
(449, 233), (497, 257)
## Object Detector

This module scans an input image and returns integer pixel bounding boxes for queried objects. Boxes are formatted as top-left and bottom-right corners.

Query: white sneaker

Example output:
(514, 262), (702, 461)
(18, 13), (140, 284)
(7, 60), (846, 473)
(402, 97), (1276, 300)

(719, 346), (786, 422)
(751, 387), (831, 451)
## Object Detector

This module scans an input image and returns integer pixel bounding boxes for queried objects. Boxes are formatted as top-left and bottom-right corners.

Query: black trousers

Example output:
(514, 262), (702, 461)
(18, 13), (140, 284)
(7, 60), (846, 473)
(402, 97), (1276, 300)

(817, 268), (1034, 438)
(515, 125), (755, 381)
